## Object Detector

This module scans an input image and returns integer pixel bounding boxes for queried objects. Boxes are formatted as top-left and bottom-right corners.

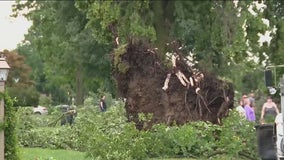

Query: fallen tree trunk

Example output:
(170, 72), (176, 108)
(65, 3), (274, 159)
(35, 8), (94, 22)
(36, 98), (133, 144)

(113, 40), (234, 129)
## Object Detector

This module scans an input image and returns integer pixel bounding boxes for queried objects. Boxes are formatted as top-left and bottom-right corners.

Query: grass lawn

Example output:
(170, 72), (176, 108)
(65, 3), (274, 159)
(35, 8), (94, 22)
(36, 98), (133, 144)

(20, 148), (195, 160)
(20, 148), (90, 160)
(20, 148), (231, 160)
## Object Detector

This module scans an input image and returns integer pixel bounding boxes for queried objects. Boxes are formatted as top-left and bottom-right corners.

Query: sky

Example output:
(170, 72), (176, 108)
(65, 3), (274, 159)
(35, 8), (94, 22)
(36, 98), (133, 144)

(0, 1), (32, 51)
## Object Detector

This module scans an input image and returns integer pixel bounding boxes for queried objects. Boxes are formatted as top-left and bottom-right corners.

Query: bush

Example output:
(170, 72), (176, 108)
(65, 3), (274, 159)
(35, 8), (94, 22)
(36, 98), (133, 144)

(4, 93), (20, 160)
(16, 106), (79, 150)
(216, 110), (258, 159)
(17, 96), (259, 160)
(39, 95), (52, 107)
(7, 86), (39, 107)
(19, 126), (79, 150)
(75, 99), (259, 160)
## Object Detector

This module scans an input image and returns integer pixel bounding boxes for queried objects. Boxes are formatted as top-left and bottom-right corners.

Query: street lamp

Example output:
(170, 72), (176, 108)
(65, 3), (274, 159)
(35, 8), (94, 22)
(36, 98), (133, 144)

(0, 56), (10, 160)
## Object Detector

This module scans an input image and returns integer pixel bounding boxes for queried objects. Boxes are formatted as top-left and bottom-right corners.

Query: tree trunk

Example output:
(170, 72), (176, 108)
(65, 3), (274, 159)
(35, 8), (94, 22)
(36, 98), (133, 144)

(151, 1), (174, 55)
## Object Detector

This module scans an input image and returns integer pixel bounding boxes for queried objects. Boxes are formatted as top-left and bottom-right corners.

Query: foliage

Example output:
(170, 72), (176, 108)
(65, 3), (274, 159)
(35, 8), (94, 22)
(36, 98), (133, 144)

(75, 1), (156, 44)
(4, 93), (20, 160)
(7, 86), (39, 107)
(13, 1), (114, 105)
(16, 106), (79, 150)
(11, 0), (279, 157)
(16, 43), (46, 93)
(16, 107), (53, 130)
(113, 43), (130, 73)
(39, 95), (52, 107)
(0, 50), (40, 107)
(12, 0), (284, 104)
(19, 126), (79, 150)
(1, 50), (33, 87)
(16, 96), (260, 160)
(263, 0), (284, 79)
(216, 110), (258, 159)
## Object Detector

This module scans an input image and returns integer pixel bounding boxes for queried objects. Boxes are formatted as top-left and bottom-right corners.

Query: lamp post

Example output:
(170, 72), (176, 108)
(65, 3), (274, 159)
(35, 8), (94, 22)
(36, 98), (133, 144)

(0, 56), (10, 160)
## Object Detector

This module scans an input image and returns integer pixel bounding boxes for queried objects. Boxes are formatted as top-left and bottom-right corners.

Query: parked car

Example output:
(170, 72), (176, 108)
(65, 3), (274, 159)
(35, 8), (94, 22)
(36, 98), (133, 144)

(33, 105), (48, 115)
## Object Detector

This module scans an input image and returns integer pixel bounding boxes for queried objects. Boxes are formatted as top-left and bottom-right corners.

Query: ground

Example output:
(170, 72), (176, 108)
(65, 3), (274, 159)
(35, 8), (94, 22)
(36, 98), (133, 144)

(113, 40), (234, 129)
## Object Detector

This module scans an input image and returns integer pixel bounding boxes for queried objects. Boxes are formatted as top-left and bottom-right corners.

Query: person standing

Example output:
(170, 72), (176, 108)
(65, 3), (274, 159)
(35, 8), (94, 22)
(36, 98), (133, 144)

(99, 95), (107, 112)
(260, 96), (279, 124)
(248, 92), (256, 110)
(236, 98), (246, 118)
(243, 97), (256, 122)
(275, 113), (283, 156)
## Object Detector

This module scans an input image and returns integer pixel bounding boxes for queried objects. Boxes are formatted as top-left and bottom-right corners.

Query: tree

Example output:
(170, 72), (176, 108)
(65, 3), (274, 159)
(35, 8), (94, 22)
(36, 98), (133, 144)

(16, 43), (46, 93)
(13, 0), (284, 104)
(263, 0), (284, 77)
(0, 50), (39, 106)
(76, 0), (268, 93)
(13, 0), (114, 105)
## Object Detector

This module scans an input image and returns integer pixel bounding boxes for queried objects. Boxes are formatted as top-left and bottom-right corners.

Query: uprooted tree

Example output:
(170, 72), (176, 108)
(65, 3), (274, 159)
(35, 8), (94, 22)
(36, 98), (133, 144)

(113, 40), (234, 129)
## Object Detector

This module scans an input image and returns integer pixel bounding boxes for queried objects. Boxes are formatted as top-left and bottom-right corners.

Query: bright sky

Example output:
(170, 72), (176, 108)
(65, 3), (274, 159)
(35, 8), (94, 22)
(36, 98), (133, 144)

(0, 1), (32, 51)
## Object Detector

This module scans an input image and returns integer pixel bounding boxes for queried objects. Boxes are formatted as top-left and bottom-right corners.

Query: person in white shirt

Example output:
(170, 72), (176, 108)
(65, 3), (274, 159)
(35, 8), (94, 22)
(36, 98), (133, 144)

(275, 113), (283, 155)
(236, 98), (246, 118)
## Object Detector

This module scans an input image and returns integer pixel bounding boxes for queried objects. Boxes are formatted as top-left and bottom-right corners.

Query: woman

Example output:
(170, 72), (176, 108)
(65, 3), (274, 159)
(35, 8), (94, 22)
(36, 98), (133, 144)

(260, 96), (279, 124)
(243, 97), (256, 122)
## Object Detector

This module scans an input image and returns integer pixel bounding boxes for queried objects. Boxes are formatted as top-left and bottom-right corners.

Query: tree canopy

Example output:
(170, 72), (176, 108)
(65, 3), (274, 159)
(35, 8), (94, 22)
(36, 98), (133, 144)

(11, 0), (284, 104)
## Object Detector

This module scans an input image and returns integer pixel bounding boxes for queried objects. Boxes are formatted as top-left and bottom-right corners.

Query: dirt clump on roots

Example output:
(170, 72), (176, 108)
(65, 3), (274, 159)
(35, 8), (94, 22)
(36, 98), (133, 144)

(113, 40), (234, 130)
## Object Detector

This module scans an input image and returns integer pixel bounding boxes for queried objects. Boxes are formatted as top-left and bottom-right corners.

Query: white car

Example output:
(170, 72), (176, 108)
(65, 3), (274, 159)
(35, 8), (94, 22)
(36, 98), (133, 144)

(33, 105), (48, 115)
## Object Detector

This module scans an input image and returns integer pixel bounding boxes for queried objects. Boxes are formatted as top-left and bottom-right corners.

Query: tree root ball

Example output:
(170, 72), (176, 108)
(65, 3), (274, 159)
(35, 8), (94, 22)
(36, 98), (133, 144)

(113, 40), (234, 129)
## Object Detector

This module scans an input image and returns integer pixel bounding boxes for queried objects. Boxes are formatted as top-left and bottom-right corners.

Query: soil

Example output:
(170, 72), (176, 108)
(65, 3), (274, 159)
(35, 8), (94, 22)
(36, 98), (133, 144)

(113, 40), (234, 130)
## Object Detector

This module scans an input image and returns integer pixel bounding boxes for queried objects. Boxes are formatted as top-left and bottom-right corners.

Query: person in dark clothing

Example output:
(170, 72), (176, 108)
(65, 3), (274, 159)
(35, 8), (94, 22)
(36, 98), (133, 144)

(60, 105), (77, 126)
(260, 96), (279, 124)
(100, 95), (107, 112)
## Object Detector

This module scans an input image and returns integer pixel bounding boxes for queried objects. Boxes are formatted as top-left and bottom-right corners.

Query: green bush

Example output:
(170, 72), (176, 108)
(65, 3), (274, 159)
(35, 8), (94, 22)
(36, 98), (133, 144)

(39, 95), (52, 107)
(74, 99), (259, 160)
(19, 126), (79, 150)
(16, 107), (57, 129)
(16, 95), (259, 160)
(216, 110), (258, 159)
(16, 107), (79, 150)
(4, 93), (20, 160)
(7, 86), (39, 107)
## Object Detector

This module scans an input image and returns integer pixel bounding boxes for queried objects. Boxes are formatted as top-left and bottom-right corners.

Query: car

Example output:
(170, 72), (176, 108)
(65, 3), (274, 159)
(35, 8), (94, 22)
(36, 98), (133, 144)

(33, 105), (48, 115)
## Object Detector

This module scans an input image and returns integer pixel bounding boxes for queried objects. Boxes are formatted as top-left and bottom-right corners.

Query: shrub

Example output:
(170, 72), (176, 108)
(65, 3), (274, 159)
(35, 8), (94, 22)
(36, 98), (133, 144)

(17, 96), (259, 160)
(17, 106), (79, 150)
(4, 93), (20, 160)
(216, 110), (258, 159)
(39, 95), (52, 107)
(7, 86), (39, 107)
(19, 126), (79, 150)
